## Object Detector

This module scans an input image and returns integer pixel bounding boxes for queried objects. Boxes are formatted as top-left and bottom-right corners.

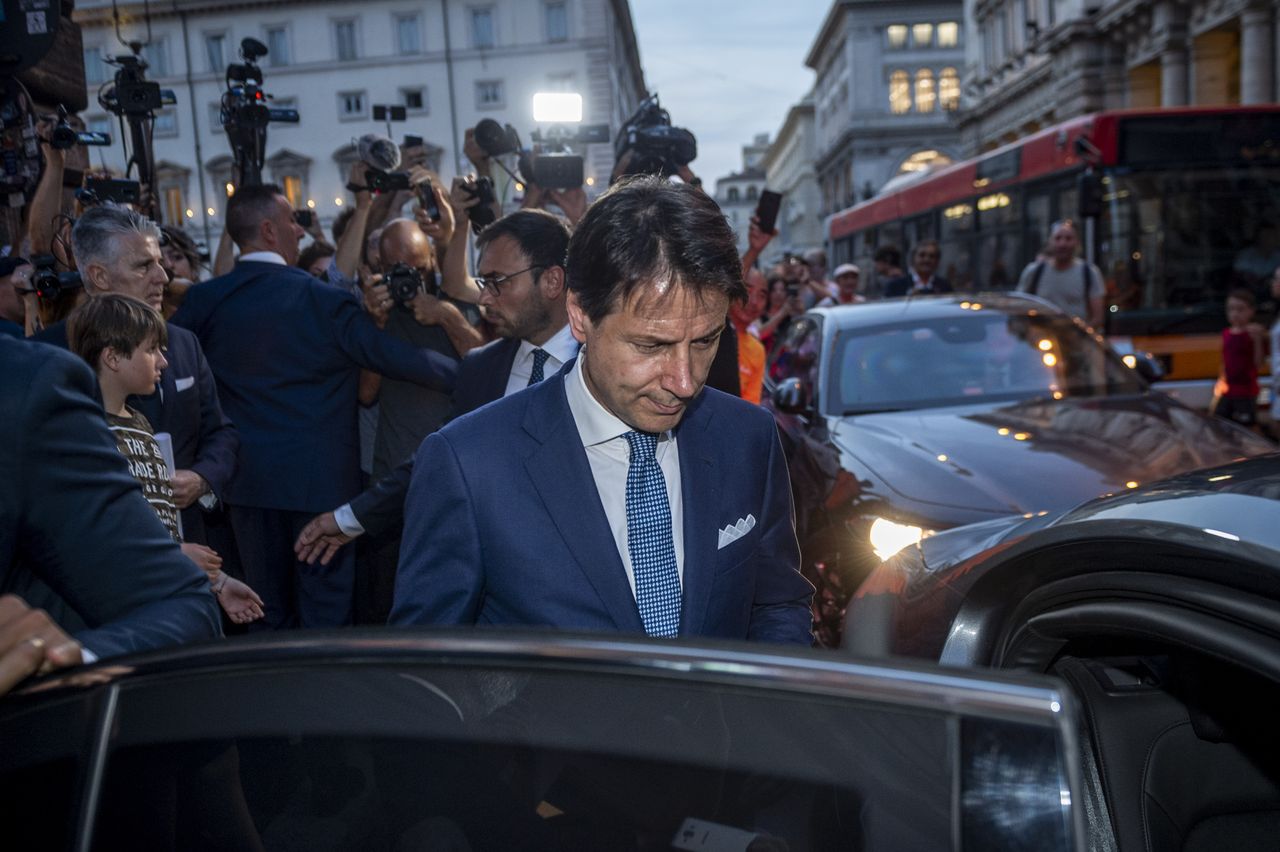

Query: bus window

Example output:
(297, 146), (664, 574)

(1024, 190), (1052, 259)
(940, 238), (976, 292)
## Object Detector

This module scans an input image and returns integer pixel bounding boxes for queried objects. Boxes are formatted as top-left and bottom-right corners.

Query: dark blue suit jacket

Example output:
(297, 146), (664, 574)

(171, 261), (457, 513)
(36, 319), (239, 540)
(389, 362), (814, 644)
(0, 337), (221, 658)
(882, 274), (952, 298)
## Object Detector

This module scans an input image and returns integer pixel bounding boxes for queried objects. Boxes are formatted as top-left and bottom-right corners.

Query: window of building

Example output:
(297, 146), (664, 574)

(475, 80), (504, 109)
(912, 23), (933, 47)
(204, 33), (226, 73)
(940, 68), (960, 110)
(140, 40), (169, 77)
(87, 115), (112, 136)
(334, 20), (358, 61)
(154, 109), (179, 137)
(163, 186), (184, 225)
(395, 14), (422, 55)
(889, 70), (911, 114)
(887, 24), (908, 49)
(338, 90), (367, 120)
(746, 186), (758, 201)
(545, 2), (568, 42)
(727, 187), (740, 202)
(402, 87), (428, 113)
(915, 69), (936, 112)
(546, 72), (575, 92)
(472, 8), (495, 49)
(282, 175), (303, 209)
(937, 21), (959, 47)
(266, 27), (290, 66)
(84, 48), (106, 84)
(209, 102), (224, 128)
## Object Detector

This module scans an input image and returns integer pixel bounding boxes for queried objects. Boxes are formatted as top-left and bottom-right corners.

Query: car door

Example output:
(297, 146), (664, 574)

(0, 633), (1085, 852)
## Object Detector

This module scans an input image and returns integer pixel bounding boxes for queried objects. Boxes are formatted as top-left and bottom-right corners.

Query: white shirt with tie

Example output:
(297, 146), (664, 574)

(504, 323), (579, 394)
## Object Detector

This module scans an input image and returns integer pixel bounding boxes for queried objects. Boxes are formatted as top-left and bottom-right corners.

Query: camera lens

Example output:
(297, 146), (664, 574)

(474, 119), (516, 157)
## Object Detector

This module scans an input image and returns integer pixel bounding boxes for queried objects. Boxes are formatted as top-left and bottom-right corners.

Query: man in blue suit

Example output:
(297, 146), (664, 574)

(390, 178), (813, 644)
(0, 335), (221, 692)
(293, 209), (579, 569)
(35, 207), (240, 545)
(172, 184), (457, 630)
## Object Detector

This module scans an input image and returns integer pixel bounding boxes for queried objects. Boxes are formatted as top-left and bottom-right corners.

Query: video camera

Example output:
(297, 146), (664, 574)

(99, 53), (176, 118)
(30, 254), (83, 302)
(383, 262), (439, 306)
(221, 38), (300, 186)
(49, 106), (111, 150)
(614, 94), (696, 178)
(473, 116), (609, 190)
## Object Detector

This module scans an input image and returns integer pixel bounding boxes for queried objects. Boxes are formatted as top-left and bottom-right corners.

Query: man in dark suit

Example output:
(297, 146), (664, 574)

(34, 207), (239, 545)
(882, 239), (952, 297)
(0, 335), (221, 692)
(390, 177), (814, 644)
(293, 209), (578, 575)
(171, 184), (457, 630)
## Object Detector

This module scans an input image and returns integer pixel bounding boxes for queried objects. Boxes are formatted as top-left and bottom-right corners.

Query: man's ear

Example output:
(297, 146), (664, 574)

(100, 345), (121, 373)
(82, 262), (112, 296)
(565, 290), (589, 345)
(538, 265), (566, 300)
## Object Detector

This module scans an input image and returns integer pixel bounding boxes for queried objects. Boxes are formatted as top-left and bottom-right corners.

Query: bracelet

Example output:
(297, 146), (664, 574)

(211, 575), (228, 595)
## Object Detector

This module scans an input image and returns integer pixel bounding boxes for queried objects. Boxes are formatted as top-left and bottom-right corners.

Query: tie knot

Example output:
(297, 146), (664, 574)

(624, 430), (659, 461)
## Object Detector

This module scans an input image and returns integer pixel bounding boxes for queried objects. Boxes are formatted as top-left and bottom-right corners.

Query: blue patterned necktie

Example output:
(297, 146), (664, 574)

(623, 431), (681, 637)
(527, 348), (550, 386)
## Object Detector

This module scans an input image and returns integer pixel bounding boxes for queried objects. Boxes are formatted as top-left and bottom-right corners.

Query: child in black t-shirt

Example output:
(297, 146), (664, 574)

(68, 294), (264, 624)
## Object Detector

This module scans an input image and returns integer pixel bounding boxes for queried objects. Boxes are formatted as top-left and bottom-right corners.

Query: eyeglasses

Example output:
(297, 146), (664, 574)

(474, 265), (542, 294)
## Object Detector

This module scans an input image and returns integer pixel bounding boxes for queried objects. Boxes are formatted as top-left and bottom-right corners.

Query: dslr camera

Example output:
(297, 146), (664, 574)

(383, 263), (439, 306)
(614, 94), (696, 178)
(30, 255), (83, 301)
(459, 175), (497, 232)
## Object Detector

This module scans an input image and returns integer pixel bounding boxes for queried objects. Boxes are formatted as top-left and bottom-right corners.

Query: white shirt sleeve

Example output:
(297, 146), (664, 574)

(333, 503), (366, 537)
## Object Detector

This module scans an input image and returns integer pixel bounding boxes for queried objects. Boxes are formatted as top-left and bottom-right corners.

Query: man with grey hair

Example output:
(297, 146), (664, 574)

(35, 205), (240, 549)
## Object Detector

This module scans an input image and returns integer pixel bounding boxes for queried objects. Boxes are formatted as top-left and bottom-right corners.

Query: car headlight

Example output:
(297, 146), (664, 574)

(868, 517), (929, 561)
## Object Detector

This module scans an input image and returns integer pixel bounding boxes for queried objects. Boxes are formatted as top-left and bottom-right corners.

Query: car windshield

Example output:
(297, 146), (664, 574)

(830, 312), (1146, 414)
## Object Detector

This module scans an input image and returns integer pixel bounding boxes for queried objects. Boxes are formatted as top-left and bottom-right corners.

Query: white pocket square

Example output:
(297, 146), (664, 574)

(717, 514), (757, 550)
(174, 376), (195, 392)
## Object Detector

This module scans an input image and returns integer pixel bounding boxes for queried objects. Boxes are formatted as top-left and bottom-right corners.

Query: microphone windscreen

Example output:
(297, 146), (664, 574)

(358, 134), (401, 172)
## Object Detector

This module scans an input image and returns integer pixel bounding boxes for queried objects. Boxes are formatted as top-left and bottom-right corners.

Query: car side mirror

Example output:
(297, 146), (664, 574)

(772, 378), (809, 414)
(1130, 352), (1164, 383)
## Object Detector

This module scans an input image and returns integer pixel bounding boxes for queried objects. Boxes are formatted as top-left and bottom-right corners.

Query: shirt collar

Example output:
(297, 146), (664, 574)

(239, 251), (288, 266)
(565, 350), (672, 448)
(517, 323), (578, 367)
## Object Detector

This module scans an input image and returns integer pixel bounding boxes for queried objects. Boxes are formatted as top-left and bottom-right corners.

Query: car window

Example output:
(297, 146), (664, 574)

(81, 660), (1073, 851)
(831, 313), (1145, 414)
(769, 316), (822, 400)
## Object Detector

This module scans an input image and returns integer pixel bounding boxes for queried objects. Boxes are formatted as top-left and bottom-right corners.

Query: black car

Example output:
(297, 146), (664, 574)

(846, 454), (1280, 852)
(765, 294), (1274, 646)
(0, 632), (1084, 851)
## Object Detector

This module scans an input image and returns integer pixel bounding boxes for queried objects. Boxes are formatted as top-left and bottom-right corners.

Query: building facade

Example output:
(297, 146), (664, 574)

(805, 0), (966, 217)
(962, 0), (1280, 152)
(760, 94), (823, 256)
(713, 134), (771, 256)
(74, 0), (645, 249)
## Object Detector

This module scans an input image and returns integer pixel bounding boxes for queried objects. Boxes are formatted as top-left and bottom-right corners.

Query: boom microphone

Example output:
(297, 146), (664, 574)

(358, 134), (401, 172)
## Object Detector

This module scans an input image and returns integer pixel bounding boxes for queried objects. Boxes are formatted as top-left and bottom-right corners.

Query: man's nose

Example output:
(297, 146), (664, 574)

(662, 348), (697, 400)
(158, 351), (169, 370)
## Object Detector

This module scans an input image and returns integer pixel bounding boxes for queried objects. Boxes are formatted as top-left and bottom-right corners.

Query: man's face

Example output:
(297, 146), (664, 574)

(730, 271), (767, 328)
(569, 281), (728, 434)
(0, 265), (30, 324)
(1050, 225), (1078, 264)
(269, 195), (305, 266)
(836, 271), (860, 300)
(476, 234), (554, 341)
(913, 245), (940, 278)
(92, 233), (168, 311)
(160, 243), (195, 280)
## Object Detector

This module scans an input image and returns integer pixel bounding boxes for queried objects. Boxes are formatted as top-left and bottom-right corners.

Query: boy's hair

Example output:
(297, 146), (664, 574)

(68, 293), (168, 370)
(1227, 288), (1256, 309)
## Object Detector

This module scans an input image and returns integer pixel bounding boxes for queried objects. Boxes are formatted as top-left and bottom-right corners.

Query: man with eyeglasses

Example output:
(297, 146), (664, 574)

(293, 209), (576, 573)
(0, 257), (32, 337)
(883, 239), (952, 297)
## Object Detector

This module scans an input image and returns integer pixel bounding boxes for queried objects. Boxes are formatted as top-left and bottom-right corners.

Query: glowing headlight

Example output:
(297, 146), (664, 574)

(869, 517), (926, 561)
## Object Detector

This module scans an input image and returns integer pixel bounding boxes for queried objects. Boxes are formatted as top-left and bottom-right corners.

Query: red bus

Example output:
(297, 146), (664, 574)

(827, 105), (1280, 404)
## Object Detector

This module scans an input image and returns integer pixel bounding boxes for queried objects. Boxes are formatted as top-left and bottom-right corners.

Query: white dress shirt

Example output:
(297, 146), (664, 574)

(504, 324), (579, 396)
(238, 251), (288, 266)
(564, 351), (685, 597)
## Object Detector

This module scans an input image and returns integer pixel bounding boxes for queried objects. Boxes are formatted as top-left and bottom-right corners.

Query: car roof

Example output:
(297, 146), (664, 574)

(812, 292), (1069, 329)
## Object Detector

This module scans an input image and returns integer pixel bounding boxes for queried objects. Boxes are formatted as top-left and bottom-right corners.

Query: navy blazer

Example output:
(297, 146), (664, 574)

(0, 337), (222, 658)
(389, 362), (814, 644)
(882, 274), (952, 298)
(171, 261), (457, 513)
(35, 319), (239, 540)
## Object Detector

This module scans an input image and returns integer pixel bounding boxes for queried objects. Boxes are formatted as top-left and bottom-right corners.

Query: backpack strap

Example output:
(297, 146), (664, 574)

(1028, 261), (1046, 295)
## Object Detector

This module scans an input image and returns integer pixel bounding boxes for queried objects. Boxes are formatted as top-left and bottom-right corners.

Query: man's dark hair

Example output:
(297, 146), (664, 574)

(68, 292), (168, 370)
(566, 176), (745, 323)
(226, 184), (285, 248)
(874, 245), (901, 267)
(296, 241), (335, 274)
(475, 209), (571, 273)
(913, 239), (941, 261)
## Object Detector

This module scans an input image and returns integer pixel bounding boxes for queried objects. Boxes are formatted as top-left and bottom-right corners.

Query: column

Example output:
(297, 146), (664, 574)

(1241, 6), (1274, 103)
(1161, 49), (1189, 104)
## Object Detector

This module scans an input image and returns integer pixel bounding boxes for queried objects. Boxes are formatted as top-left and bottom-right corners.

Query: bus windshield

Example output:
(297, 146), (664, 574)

(1099, 165), (1280, 335)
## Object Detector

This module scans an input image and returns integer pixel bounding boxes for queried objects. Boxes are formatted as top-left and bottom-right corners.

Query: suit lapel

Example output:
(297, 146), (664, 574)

(522, 373), (644, 632)
(676, 393), (722, 637)
(490, 338), (520, 402)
